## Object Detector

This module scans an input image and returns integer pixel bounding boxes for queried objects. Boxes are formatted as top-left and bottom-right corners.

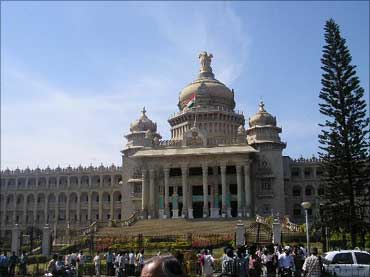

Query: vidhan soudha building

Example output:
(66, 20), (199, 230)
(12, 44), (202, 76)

(0, 52), (325, 235)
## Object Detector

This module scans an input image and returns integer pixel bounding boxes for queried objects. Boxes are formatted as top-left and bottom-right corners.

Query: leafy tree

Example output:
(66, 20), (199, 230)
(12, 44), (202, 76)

(318, 19), (370, 248)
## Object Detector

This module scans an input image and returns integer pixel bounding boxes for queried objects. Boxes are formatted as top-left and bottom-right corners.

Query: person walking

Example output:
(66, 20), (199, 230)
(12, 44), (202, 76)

(0, 251), (9, 277)
(278, 246), (295, 276)
(94, 253), (101, 277)
(8, 251), (18, 277)
(136, 249), (145, 275)
(19, 251), (28, 276)
(302, 248), (322, 277)
(105, 250), (114, 276)
(201, 250), (214, 277)
(77, 251), (85, 276)
(128, 250), (135, 276)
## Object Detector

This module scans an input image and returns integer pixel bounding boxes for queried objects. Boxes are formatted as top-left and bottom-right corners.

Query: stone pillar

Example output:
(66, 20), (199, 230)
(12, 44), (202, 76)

(77, 176), (81, 189)
(272, 220), (282, 245)
(25, 177), (29, 189)
(98, 191), (103, 221)
(88, 175), (92, 188)
(55, 194), (59, 225)
(56, 176), (60, 190)
(181, 166), (188, 218)
(67, 177), (70, 189)
(172, 187), (179, 219)
(88, 192), (92, 223)
(42, 224), (51, 256)
(164, 168), (170, 218)
(236, 165), (243, 217)
(44, 193), (49, 224)
(202, 163), (209, 218)
(220, 164), (227, 217)
(66, 194), (70, 223)
(33, 195), (37, 223)
(235, 221), (245, 247)
(244, 161), (252, 217)
(149, 169), (155, 218)
(110, 192), (114, 220)
(141, 169), (148, 218)
(23, 194), (27, 224)
(13, 193), (17, 223)
(76, 193), (80, 223)
(11, 224), (21, 255)
(100, 175), (104, 188)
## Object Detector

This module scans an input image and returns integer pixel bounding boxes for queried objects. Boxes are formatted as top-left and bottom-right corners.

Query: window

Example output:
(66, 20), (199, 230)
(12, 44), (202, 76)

(355, 252), (370, 265)
(318, 187), (325, 196)
(293, 205), (301, 216)
(226, 166), (236, 174)
(293, 186), (301, 197)
(229, 184), (237, 194)
(332, 253), (353, 264)
(261, 179), (271, 191)
(304, 168), (311, 177)
(189, 167), (202, 176)
(177, 187), (183, 196)
(305, 187), (313, 196)
(292, 168), (300, 177)
(134, 184), (142, 193)
(169, 168), (181, 177)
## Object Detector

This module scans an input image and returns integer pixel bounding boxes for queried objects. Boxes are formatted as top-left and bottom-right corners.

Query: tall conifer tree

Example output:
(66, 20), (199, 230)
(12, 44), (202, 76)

(318, 19), (369, 248)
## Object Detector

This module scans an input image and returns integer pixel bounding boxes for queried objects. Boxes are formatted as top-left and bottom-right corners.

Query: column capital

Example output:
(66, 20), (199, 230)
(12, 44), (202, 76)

(243, 159), (252, 167)
(201, 161), (208, 170)
(149, 168), (156, 176)
(236, 164), (242, 174)
(163, 167), (170, 174)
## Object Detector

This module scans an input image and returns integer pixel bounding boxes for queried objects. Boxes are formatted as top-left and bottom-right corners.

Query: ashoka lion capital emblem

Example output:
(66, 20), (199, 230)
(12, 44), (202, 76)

(199, 51), (213, 73)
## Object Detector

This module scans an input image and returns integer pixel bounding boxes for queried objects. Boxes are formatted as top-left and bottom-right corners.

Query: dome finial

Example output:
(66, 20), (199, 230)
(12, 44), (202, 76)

(142, 107), (146, 116)
(259, 101), (266, 112)
(199, 51), (213, 73)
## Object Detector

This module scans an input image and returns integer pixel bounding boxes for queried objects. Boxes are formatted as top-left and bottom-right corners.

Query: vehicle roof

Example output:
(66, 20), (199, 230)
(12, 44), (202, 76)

(324, 250), (370, 260)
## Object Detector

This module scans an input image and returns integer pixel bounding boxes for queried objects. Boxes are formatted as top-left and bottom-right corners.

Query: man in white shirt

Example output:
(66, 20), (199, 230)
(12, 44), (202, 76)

(202, 250), (215, 277)
(93, 253), (101, 277)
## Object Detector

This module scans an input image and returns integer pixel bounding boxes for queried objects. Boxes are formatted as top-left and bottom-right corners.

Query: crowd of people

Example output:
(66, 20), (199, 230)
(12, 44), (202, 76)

(195, 243), (323, 277)
(0, 251), (28, 277)
(0, 243), (324, 277)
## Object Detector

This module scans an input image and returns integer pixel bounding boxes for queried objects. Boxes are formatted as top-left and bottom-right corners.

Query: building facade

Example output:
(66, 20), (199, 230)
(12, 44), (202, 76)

(0, 52), (325, 235)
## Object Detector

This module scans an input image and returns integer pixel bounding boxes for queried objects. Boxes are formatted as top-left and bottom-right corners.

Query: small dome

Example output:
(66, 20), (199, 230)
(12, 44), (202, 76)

(249, 101), (276, 127)
(178, 52), (235, 111)
(130, 107), (157, 133)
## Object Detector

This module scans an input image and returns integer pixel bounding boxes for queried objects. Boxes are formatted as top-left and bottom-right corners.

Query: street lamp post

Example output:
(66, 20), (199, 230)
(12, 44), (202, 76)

(301, 201), (311, 255)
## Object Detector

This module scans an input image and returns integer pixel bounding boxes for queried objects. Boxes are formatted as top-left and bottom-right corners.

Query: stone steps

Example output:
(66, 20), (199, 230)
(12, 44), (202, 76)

(96, 218), (259, 237)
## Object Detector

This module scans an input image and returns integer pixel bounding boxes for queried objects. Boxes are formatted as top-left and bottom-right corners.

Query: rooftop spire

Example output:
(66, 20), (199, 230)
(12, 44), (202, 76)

(258, 101), (266, 112)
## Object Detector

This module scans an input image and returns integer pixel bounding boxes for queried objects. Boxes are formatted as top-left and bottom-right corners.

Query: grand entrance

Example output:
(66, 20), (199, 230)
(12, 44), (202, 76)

(192, 201), (203, 218)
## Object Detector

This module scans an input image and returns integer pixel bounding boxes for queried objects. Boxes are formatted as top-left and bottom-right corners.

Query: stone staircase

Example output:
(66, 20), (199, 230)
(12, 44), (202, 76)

(96, 218), (257, 237)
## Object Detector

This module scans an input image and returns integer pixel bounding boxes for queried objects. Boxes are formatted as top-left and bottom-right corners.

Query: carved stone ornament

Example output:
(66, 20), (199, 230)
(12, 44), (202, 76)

(199, 51), (213, 73)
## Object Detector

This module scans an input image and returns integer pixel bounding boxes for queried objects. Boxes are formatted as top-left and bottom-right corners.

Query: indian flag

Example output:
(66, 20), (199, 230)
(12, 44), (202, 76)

(185, 93), (196, 108)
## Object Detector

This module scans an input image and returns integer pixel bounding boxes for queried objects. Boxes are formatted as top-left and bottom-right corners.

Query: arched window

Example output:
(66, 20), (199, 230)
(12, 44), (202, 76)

(292, 186), (301, 197)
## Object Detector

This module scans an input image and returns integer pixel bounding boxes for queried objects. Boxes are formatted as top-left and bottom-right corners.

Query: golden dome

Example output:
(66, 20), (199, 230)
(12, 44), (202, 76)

(249, 101), (276, 127)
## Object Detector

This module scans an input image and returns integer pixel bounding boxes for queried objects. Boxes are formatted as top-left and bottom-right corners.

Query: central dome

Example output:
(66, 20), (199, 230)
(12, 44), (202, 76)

(178, 52), (235, 111)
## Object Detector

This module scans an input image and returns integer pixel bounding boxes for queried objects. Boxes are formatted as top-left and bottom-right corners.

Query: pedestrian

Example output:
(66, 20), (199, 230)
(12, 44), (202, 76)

(278, 246), (295, 276)
(47, 254), (58, 276)
(105, 250), (114, 276)
(201, 250), (215, 277)
(221, 247), (235, 275)
(94, 253), (101, 277)
(235, 246), (248, 277)
(77, 250), (85, 276)
(302, 247), (322, 277)
(136, 249), (145, 275)
(0, 251), (9, 277)
(19, 251), (28, 276)
(8, 251), (18, 277)
(128, 250), (135, 276)
(248, 246), (262, 277)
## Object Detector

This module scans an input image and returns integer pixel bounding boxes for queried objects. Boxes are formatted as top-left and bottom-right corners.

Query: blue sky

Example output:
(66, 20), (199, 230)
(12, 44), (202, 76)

(1, 1), (369, 170)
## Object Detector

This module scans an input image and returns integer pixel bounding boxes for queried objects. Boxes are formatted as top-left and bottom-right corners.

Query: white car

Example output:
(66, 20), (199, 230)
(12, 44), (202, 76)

(322, 250), (370, 277)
